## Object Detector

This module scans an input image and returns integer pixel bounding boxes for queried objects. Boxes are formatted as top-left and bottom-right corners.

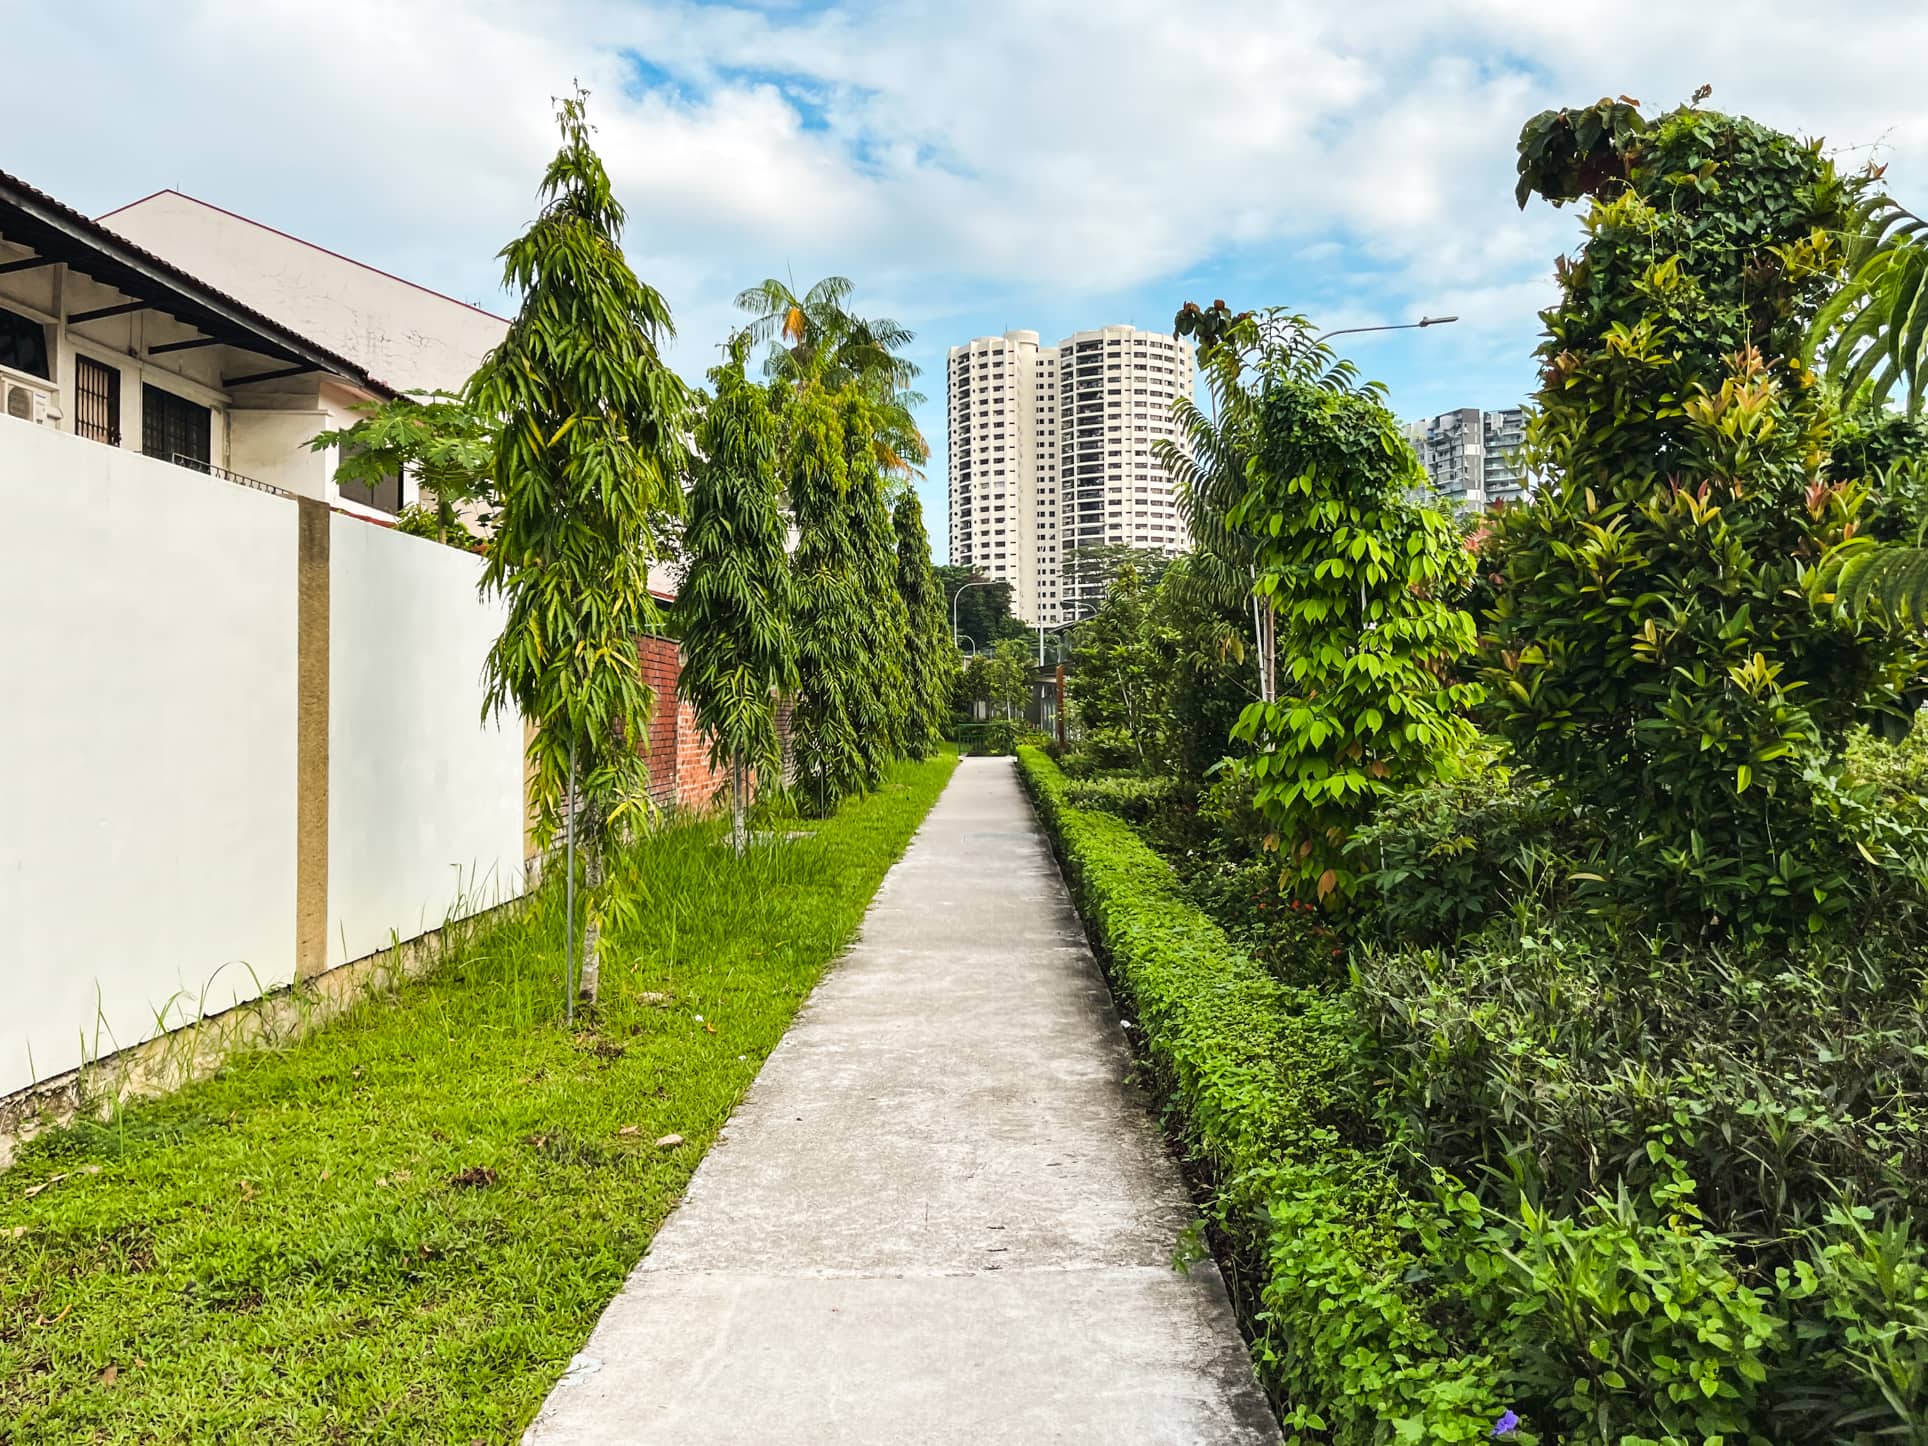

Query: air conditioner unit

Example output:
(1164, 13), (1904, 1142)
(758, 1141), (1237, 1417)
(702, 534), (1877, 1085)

(1, 372), (60, 428)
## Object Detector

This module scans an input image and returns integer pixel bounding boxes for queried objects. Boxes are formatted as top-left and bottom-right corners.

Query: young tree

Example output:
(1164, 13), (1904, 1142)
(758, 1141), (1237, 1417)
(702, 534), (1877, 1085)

(680, 334), (797, 853)
(968, 637), (1034, 721)
(893, 492), (953, 758)
(1226, 314), (1481, 903)
(1067, 563), (1162, 763)
(738, 273), (927, 809)
(472, 89), (691, 1011)
(310, 389), (494, 545)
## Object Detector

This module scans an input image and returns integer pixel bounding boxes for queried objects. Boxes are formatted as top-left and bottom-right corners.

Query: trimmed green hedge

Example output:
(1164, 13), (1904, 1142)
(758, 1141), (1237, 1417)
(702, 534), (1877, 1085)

(1018, 747), (1500, 1444)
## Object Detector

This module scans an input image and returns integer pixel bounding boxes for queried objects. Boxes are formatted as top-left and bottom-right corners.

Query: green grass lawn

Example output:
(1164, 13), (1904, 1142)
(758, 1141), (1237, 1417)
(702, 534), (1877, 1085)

(1, 753), (955, 1445)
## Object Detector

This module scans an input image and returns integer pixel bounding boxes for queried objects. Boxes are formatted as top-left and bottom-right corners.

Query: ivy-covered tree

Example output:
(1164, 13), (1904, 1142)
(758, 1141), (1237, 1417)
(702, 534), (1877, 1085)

(893, 491), (952, 758)
(1489, 97), (1928, 936)
(472, 89), (691, 1009)
(680, 334), (797, 854)
(840, 389), (912, 783)
(1224, 312), (1481, 903)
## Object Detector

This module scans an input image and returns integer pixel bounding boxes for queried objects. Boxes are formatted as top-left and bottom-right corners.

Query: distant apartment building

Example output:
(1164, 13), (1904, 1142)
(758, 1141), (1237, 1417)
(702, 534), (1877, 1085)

(1405, 406), (1531, 508)
(947, 325), (1195, 626)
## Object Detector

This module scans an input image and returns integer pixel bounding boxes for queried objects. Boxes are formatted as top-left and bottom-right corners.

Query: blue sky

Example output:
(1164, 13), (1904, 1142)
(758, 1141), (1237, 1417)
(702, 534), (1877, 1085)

(9, 1), (1928, 555)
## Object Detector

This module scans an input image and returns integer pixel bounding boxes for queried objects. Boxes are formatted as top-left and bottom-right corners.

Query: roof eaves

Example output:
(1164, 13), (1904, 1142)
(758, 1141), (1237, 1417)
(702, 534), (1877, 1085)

(0, 169), (395, 399)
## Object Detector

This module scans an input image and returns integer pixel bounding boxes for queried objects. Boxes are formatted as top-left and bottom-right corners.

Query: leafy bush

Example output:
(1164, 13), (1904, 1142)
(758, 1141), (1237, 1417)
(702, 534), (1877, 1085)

(1062, 773), (1180, 825)
(1352, 922), (1928, 1440)
(1487, 100), (1928, 939)
(1027, 745), (1928, 1443)
(1172, 856), (1344, 988)
(1356, 927), (1928, 1238)
(964, 720), (1049, 756)
(1349, 751), (1574, 947)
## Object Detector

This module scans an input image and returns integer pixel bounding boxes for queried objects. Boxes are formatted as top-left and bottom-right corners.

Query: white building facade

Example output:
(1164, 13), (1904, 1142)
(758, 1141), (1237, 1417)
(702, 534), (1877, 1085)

(1406, 406), (1531, 509)
(947, 325), (1194, 626)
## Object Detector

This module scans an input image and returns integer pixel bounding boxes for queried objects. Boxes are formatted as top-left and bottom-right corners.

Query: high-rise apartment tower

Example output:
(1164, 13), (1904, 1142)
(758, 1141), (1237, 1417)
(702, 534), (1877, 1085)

(946, 325), (1195, 626)
(1404, 407), (1531, 508)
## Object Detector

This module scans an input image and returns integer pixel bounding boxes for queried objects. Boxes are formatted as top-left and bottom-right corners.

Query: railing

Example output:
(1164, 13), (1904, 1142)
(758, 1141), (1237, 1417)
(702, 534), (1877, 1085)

(170, 453), (293, 499)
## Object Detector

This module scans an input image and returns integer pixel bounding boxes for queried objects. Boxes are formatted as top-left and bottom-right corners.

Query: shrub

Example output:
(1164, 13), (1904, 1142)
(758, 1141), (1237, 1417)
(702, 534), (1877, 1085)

(965, 720), (1049, 756)
(1348, 751), (1574, 947)
(1355, 925), (1928, 1237)
(1488, 100), (1928, 939)
(1062, 773), (1180, 826)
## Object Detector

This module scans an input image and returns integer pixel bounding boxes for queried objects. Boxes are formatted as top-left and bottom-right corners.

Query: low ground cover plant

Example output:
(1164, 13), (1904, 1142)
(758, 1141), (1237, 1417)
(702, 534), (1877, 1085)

(0, 754), (953, 1444)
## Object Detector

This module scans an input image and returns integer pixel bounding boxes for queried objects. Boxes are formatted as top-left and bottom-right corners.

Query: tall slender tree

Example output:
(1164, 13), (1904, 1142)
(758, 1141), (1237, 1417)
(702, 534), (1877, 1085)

(784, 386), (867, 811)
(893, 492), (952, 757)
(472, 89), (691, 1011)
(840, 390), (913, 781)
(680, 333), (797, 853)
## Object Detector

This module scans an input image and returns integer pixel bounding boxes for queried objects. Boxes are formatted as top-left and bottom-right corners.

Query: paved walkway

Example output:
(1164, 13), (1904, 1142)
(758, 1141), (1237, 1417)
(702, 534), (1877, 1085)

(523, 757), (1280, 1445)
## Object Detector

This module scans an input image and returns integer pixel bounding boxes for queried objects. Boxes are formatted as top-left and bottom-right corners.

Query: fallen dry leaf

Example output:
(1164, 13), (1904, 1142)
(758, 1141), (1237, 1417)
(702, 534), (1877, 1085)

(392, 1169), (412, 1183)
(617, 1125), (641, 1138)
(637, 991), (672, 1007)
(702, 1022), (718, 1036)
(238, 1180), (256, 1202)
(319, 1169), (333, 1182)
(448, 1166), (498, 1189)
(23, 1173), (64, 1198)
(655, 1134), (685, 1150)
(8, 1225), (26, 1239)
(99, 1365), (118, 1386)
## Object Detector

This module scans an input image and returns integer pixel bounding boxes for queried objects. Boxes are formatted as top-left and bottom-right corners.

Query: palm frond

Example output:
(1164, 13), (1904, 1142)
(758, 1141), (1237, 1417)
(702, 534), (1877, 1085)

(1813, 197), (1928, 415)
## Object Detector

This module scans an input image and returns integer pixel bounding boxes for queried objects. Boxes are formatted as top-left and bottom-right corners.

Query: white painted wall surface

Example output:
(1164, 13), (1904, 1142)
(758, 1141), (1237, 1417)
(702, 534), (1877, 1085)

(102, 192), (508, 393)
(327, 518), (524, 968)
(0, 417), (298, 1096)
(228, 409), (332, 499)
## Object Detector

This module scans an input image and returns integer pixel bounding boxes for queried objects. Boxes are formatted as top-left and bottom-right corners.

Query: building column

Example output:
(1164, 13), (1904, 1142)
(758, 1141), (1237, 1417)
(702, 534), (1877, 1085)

(294, 497), (330, 981)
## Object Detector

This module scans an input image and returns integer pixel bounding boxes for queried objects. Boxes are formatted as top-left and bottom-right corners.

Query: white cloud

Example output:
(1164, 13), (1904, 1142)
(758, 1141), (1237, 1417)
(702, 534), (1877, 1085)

(5, 0), (1926, 412)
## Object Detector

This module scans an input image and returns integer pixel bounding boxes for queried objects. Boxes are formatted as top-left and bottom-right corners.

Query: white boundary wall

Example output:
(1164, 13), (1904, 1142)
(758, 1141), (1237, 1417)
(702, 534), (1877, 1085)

(328, 520), (524, 966)
(0, 417), (525, 1097)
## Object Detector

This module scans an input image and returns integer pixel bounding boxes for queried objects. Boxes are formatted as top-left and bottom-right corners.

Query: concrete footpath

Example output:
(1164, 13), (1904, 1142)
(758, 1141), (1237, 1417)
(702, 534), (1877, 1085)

(523, 757), (1281, 1445)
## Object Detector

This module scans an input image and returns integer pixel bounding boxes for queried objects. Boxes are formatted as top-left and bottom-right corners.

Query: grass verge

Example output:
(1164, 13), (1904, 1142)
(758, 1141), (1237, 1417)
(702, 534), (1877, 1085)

(1, 752), (955, 1445)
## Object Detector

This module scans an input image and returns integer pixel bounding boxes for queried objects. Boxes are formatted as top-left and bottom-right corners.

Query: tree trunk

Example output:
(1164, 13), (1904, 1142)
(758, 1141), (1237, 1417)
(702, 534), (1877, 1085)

(580, 841), (602, 1006)
(731, 755), (748, 857)
(564, 747), (577, 1026)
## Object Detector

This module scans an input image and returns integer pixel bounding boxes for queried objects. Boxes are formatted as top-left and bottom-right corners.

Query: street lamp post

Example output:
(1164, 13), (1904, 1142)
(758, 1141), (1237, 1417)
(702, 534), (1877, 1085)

(1314, 315), (1459, 345)
(951, 577), (997, 656)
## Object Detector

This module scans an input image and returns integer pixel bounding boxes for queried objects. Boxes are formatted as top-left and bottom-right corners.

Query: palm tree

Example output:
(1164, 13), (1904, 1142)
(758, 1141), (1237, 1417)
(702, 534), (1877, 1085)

(734, 274), (929, 475)
(1812, 195), (1928, 418)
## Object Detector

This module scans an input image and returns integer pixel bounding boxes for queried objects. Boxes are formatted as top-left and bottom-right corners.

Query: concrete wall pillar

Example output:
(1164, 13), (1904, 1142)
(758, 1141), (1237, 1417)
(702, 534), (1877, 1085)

(294, 496), (330, 981)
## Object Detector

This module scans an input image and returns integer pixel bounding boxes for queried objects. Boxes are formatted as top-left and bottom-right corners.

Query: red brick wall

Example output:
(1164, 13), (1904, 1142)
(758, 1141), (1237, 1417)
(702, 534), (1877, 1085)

(634, 636), (774, 813)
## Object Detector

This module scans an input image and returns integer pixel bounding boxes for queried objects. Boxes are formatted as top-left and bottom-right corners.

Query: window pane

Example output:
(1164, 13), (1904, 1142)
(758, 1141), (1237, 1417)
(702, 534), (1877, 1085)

(0, 306), (50, 380)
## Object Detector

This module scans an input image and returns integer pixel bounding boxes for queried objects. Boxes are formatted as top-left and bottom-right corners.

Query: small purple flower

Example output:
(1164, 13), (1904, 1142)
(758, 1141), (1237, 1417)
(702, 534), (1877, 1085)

(1491, 1410), (1521, 1439)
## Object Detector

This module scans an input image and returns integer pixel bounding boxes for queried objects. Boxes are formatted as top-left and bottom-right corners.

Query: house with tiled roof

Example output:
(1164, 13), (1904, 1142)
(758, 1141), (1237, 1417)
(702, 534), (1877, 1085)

(0, 171), (507, 518)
